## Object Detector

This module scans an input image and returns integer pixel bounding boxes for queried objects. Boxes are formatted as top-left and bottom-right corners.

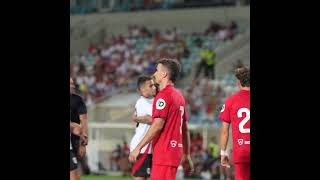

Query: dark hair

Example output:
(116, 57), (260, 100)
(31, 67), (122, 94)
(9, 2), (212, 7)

(137, 75), (152, 90)
(157, 58), (181, 83)
(235, 66), (250, 87)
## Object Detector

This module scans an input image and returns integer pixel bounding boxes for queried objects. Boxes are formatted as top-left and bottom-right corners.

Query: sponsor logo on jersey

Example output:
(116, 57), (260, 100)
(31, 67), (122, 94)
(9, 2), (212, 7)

(245, 140), (250, 145)
(156, 98), (166, 110)
(238, 139), (243, 146)
(170, 140), (177, 148)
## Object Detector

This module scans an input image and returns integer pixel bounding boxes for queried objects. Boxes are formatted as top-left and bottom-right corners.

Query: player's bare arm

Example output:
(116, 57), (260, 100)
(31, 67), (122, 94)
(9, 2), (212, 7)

(129, 118), (165, 162)
(220, 121), (231, 168)
(79, 144), (86, 158)
(133, 115), (152, 125)
(70, 122), (82, 136)
(78, 114), (88, 158)
(131, 110), (138, 126)
(79, 114), (88, 145)
(181, 120), (194, 175)
(70, 170), (80, 180)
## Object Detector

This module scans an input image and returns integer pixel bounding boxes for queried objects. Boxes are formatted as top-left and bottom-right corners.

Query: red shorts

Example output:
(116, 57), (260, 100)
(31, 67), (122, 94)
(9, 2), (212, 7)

(234, 163), (250, 180)
(150, 164), (177, 180)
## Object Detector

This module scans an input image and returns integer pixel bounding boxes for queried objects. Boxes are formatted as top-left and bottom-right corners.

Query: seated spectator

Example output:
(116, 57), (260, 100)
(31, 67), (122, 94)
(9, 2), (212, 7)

(118, 152), (131, 176)
(110, 144), (121, 171)
(194, 133), (203, 149)
(208, 136), (219, 159)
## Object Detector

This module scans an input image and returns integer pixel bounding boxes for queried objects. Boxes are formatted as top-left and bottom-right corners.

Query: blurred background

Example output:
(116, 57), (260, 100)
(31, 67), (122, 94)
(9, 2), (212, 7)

(70, 0), (250, 179)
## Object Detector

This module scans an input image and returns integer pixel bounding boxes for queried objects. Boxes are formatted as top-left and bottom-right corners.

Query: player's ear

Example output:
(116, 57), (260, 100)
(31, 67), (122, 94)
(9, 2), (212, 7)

(137, 86), (142, 94)
(162, 71), (168, 79)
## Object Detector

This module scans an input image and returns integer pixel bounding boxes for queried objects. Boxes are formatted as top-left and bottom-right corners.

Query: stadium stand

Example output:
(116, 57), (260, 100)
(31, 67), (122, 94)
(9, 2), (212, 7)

(70, 3), (249, 179)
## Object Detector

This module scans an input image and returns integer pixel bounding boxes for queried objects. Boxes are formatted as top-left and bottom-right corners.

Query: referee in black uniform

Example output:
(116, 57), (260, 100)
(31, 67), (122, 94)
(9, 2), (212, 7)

(70, 78), (89, 162)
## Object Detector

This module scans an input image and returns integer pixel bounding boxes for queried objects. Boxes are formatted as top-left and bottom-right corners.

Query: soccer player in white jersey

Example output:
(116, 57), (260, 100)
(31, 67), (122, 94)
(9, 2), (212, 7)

(130, 75), (157, 180)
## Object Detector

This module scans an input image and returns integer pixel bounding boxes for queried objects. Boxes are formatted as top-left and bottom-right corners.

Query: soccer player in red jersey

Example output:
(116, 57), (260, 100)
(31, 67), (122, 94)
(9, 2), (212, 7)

(219, 66), (250, 180)
(129, 58), (194, 180)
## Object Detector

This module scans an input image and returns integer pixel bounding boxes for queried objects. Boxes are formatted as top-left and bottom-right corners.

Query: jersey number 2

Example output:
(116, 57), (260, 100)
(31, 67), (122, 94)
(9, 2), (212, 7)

(238, 108), (250, 133)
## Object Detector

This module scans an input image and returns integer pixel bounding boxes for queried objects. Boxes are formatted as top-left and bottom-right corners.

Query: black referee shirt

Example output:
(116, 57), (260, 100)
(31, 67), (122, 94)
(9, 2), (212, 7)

(70, 93), (87, 151)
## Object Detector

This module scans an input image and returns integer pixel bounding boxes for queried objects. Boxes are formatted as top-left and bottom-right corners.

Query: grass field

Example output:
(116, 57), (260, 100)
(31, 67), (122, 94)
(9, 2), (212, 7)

(81, 176), (197, 180)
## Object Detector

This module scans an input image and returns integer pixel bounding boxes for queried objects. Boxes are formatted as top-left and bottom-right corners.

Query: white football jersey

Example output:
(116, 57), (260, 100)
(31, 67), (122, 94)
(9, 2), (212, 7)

(130, 96), (153, 154)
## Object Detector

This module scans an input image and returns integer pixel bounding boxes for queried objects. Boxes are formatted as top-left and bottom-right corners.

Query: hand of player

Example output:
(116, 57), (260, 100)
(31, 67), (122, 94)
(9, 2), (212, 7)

(181, 154), (194, 175)
(221, 155), (231, 168)
(143, 115), (152, 123)
(128, 148), (140, 163)
(79, 144), (86, 158)
(81, 135), (88, 146)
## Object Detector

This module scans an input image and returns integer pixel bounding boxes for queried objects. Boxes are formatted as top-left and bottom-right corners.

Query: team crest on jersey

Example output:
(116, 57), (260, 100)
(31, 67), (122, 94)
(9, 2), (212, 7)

(220, 104), (225, 112)
(156, 98), (166, 110)
(238, 139), (243, 146)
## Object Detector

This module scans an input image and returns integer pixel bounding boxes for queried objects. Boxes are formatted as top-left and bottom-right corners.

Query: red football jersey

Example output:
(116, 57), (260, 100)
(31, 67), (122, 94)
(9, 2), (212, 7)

(152, 84), (187, 167)
(220, 90), (250, 163)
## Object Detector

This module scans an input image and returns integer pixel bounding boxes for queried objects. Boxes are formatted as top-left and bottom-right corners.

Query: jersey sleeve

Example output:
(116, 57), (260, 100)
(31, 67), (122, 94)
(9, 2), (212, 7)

(134, 99), (139, 113)
(152, 93), (171, 121)
(219, 97), (232, 123)
(77, 97), (87, 115)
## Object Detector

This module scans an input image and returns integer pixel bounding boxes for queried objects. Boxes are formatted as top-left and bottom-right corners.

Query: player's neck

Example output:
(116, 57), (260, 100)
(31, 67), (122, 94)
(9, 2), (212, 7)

(240, 87), (250, 91)
(159, 80), (173, 91)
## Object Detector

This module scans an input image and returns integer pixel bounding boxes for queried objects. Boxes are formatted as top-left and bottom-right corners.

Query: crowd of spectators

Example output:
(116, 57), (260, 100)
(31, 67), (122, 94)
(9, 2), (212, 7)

(184, 77), (237, 127)
(70, 21), (239, 109)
